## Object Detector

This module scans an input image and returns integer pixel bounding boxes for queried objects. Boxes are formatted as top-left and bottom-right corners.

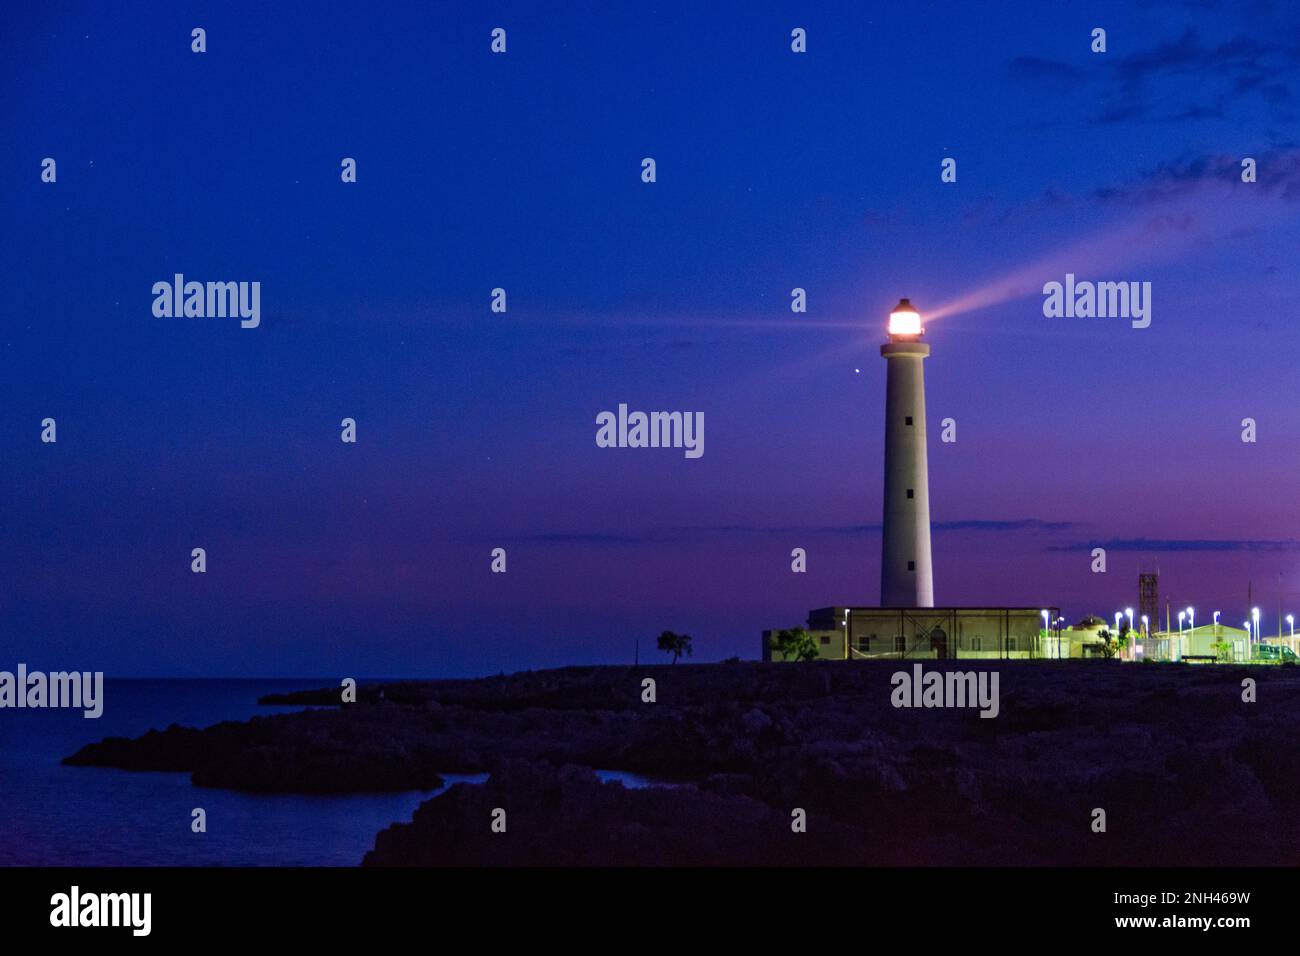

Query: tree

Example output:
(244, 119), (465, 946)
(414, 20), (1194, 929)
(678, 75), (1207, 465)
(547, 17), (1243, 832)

(769, 627), (820, 662)
(657, 630), (693, 664)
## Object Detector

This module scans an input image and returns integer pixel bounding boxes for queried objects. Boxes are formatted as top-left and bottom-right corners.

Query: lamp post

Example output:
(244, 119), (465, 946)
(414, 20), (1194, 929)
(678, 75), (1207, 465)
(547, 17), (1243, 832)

(1244, 622), (1251, 663)
(1288, 614), (1295, 657)
(1041, 610), (1050, 659)
(1252, 607), (1261, 661)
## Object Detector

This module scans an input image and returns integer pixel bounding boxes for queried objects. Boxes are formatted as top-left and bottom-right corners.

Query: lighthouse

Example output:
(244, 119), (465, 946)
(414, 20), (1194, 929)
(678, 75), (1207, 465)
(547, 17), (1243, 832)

(880, 298), (934, 607)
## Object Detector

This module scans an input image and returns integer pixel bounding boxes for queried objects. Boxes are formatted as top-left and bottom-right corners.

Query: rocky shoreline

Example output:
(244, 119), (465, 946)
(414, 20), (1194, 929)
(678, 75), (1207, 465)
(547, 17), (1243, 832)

(63, 660), (1300, 864)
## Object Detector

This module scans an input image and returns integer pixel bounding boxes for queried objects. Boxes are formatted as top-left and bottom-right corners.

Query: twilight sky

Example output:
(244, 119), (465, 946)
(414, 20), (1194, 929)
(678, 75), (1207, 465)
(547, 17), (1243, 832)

(3, 0), (1300, 676)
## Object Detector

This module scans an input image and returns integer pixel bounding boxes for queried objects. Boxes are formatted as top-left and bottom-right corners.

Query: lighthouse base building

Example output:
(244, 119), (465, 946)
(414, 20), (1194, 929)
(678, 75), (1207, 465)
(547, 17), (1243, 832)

(763, 607), (1062, 661)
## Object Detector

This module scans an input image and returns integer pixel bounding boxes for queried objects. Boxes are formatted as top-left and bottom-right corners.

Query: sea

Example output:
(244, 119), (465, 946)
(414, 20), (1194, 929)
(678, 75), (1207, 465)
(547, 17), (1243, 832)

(0, 678), (664, 867)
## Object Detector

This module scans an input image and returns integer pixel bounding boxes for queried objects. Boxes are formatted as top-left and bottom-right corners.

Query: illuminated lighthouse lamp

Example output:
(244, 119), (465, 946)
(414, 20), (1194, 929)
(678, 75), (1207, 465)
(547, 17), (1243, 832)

(888, 298), (923, 337)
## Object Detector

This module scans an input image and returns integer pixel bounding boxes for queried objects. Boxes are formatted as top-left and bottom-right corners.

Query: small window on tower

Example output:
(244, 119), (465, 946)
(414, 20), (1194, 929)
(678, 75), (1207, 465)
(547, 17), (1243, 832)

(905, 416), (913, 426)
(907, 560), (916, 571)
(906, 488), (914, 499)
(819, 635), (830, 645)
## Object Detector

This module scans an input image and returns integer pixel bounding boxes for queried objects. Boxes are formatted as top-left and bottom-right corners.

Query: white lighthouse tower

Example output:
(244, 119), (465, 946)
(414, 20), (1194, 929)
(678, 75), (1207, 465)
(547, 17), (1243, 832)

(880, 298), (934, 607)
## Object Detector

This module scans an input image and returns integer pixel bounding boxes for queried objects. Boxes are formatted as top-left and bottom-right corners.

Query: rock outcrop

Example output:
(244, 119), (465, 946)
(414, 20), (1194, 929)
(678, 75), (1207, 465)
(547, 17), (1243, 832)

(63, 660), (1300, 863)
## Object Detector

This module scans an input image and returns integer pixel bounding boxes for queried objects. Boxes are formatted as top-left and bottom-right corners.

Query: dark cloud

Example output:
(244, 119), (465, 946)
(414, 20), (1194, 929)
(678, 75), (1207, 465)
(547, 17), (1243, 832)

(517, 519), (1076, 545)
(1166, 104), (1226, 121)
(1008, 56), (1084, 82)
(1091, 147), (1300, 205)
(517, 531), (654, 545)
(1052, 538), (1300, 553)
(1115, 28), (1207, 82)
(1009, 26), (1300, 127)
(935, 519), (1076, 532)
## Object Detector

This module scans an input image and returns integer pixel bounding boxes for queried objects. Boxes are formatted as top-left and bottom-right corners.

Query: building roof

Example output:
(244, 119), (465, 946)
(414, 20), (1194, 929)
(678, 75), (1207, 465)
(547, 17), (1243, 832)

(816, 606), (1058, 613)
(1151, 623), (1249, 639)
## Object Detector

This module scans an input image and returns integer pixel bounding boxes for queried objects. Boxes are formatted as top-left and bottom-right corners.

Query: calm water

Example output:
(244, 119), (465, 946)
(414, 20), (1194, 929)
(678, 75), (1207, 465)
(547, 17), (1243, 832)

(0, 678), (675, 866)
(0, 679), (464, 866)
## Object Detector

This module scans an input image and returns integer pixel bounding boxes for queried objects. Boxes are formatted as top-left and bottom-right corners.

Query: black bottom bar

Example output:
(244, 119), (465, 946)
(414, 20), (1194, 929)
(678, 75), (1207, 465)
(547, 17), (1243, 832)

(1, 866), (1292, 943)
